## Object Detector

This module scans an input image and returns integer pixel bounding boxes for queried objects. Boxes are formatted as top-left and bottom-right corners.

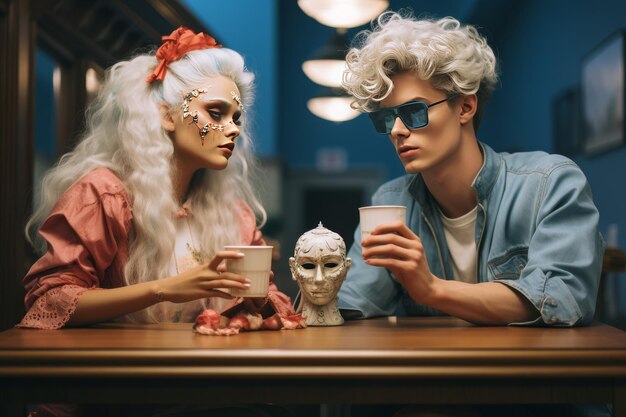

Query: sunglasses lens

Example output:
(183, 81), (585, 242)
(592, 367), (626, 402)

(369, 110), (396, 134)
(399, 103), (428, 129)
(369, 101), (432, 134)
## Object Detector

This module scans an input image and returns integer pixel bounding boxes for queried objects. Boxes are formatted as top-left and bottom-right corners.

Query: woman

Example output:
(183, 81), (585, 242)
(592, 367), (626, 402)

(21, 25), (301, 417)
(20, 27), (294, 330)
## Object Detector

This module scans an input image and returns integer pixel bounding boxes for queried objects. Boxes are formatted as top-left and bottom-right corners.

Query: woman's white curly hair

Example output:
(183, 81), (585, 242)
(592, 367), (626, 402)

(25, 47), (265, 322)
(343, 11), (499, 132)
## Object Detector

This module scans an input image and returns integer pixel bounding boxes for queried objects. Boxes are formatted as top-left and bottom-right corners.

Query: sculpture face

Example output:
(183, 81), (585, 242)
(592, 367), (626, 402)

(290, 224), (352, 306)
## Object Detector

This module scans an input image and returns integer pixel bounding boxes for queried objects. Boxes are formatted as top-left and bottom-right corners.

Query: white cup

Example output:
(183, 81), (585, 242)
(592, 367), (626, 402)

(359, 205), (407, 242)
(224, 246), (273, 297)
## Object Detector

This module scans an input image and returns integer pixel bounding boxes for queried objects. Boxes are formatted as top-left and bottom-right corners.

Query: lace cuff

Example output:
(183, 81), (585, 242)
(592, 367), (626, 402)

(17, 285), (91, 329)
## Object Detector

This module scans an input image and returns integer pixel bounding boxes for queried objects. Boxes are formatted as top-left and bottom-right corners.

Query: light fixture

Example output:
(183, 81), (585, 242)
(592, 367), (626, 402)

(302, 30), (348, 87)
(307, 87), (360, 122)
(299, 0), (387, 123)
(297, 0), (389, 29)
(85, 68), (103, 95)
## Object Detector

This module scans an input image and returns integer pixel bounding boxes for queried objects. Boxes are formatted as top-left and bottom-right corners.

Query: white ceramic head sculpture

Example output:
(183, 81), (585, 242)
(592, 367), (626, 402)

(289, 222), (352, 326)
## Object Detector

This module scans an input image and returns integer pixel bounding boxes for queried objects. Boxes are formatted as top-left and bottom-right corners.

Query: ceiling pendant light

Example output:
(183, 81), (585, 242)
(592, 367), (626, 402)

(299, 0), (388, 123)
(307, 87), (360, 122)
(297, 0), (389, 29)
(302, 30), (348, 88)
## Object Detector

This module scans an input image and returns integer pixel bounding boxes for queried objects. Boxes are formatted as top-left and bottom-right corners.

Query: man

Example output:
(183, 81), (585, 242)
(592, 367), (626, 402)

(338, 12), (603, 328)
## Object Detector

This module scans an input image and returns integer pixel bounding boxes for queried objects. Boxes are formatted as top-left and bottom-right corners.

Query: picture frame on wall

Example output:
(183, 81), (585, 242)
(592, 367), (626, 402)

(552, 87), (580, 158)
(581, 30), (625, 156)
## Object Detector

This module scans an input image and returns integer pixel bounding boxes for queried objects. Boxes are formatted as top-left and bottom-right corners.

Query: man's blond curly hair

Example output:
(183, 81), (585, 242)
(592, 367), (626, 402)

(343, 11), (499, 132)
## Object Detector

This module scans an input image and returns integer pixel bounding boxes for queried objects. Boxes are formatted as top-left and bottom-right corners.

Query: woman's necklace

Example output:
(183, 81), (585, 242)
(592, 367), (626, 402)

(173, 216), (205, 275)
(185, 217), (205, 264)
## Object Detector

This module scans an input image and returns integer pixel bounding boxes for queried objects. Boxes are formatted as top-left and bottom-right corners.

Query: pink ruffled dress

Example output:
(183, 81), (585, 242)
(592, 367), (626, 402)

(18, 167), (296, 329)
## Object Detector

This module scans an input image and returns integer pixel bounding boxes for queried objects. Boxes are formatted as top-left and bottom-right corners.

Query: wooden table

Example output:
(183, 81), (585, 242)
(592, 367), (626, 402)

(1, 316), (626, 415)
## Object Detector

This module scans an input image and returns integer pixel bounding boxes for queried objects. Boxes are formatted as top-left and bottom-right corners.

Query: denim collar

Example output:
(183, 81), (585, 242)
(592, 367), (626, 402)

(407, 141), (502, 208)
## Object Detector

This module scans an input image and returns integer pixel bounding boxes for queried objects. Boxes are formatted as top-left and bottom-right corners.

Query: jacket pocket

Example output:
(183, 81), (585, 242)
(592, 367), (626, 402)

(488, 247), (528, 280)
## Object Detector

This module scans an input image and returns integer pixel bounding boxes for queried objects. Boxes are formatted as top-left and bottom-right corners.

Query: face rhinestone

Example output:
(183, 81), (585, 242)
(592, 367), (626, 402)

(230, 91), (245, 111)
(199, 125), (209, 145)
(181, 87), (236, 146)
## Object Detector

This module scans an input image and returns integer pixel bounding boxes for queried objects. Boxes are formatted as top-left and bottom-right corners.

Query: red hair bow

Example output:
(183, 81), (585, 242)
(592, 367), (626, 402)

(146, 26), (221, 83)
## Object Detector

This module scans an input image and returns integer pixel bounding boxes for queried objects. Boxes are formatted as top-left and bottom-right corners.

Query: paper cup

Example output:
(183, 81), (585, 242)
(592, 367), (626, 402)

(359, 205), (407, 242)
(224, 246), (273, 297)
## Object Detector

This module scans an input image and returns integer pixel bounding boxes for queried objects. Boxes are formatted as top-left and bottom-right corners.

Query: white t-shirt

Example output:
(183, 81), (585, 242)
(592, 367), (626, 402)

(438, 206), (478, 284)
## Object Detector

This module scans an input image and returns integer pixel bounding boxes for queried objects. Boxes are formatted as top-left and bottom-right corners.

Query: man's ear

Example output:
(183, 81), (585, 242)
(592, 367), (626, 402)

(458, 94), (477, 126)
(159, 103), (176, 132)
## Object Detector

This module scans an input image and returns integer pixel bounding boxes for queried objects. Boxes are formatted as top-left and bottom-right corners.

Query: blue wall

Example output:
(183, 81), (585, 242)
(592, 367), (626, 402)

(279, 1), (418, 181)
(182, 0), (277, 157)
(480, 0), (626, 250)
(279, 0), (626, 247)
(278, 0), (484, 181)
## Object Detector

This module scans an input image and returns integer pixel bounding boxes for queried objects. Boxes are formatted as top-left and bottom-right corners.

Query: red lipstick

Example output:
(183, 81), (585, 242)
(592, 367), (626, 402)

(217, 142), (234, 157)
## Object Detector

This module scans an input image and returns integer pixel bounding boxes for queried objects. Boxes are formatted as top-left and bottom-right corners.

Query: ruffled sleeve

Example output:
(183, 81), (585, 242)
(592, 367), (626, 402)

(18, 168), (132, 329)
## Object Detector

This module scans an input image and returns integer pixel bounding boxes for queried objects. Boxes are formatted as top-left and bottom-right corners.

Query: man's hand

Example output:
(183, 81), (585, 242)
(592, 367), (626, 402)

(361, 221), (437, 304)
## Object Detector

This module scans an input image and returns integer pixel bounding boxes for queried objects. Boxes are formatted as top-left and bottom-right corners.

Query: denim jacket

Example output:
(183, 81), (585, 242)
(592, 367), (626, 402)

(338, 142), (603, 326)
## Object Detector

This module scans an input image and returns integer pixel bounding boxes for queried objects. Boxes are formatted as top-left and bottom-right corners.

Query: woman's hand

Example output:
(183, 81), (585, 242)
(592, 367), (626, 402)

(214, 262), (273, 313)
(215, 264), (273, 313)
(158, 250), (251, 303)
(362, 221), (437, 304)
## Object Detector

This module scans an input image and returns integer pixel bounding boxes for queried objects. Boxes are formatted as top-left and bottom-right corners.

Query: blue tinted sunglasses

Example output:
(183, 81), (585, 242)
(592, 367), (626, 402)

(368, 96), (455, 134)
